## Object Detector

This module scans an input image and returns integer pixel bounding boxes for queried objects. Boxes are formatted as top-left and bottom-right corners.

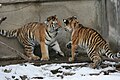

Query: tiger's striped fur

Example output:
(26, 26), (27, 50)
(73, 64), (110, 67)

(0, 15), (64, 61)
(63, 16), (120, 68)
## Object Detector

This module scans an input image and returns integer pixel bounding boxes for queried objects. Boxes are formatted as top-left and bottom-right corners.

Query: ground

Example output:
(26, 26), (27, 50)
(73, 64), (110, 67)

(0, 60), (120, 80)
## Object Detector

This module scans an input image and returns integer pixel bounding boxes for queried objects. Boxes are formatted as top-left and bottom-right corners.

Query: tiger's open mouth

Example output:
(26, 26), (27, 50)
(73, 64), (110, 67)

(55, 27), (59, 31)
(64, 28), (69, 31)
(55, 26), (62, 31)
(49, 26), (61, 33)
(64, 26), (72, 32)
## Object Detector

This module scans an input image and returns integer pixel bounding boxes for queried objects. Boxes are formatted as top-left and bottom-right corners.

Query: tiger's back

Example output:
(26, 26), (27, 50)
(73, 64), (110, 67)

(17, 22), (46, 46)
(76, 26), (106, 50)
(76, 26), (106, 56)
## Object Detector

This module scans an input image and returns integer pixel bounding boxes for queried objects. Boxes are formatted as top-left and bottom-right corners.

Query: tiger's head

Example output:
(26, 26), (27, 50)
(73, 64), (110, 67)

(63, 16), (79, 32)
(45, 15), (62, 33)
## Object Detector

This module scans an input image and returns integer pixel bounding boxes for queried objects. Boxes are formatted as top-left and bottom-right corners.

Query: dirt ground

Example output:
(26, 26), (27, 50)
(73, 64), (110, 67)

(0, 52), (90, 66)
(0, 48), (120, 71)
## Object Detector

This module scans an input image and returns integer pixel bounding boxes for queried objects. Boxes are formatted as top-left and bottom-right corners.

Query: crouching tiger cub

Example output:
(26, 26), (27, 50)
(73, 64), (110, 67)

(63, 16), (120, 68)
(0, 15), (64, 61)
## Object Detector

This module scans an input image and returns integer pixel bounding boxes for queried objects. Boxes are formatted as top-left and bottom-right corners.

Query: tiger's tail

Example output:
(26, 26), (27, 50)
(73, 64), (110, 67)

(0, 17), (7, 24)
(0, 29), (18, 38)
(104, 44), (120, 59)
(0, 17), (18, 38)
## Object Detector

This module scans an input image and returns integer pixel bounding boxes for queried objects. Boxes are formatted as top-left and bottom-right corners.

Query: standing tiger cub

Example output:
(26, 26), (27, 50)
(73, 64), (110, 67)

(0, 15), (64, 61)
(63, 16), (120, 68)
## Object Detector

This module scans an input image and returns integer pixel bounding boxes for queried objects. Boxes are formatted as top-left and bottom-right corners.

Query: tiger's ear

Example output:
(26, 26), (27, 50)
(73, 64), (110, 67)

(44, 20), (47, 24)
(46, 18), (50, 21)
(73, 16), (77, 19)
(44, 20), (49, 26)
(52, 15), (57, 19)
(54, 15), (57, 17)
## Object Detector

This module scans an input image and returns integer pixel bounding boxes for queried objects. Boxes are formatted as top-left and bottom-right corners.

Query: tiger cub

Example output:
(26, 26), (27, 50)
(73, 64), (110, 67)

(63, 16), (120, 68)
(0, 15), (64, 61)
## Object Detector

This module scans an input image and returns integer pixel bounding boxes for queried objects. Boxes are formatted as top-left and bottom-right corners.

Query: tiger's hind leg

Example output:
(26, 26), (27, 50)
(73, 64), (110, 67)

(89, 56), (102, 69)
(88, 51), (102, 69)
(24, 45), (40, 60)
(88, 47), (102, 68)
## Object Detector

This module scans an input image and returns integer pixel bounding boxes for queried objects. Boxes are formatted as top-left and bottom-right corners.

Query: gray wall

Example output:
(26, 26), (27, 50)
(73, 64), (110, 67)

(0, 0), (119, 59)
(106, 0), (120, 52)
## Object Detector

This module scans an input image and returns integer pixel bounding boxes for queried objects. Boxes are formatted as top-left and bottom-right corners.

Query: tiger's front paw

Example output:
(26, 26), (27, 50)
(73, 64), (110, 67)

(31, 55), (40, 60)
(41, 56), (49, 61)
(89, 63), (97, 69)
(58, 51), (65, 57)
(28, 54), (40, 61)
(69, 57), (74, 62)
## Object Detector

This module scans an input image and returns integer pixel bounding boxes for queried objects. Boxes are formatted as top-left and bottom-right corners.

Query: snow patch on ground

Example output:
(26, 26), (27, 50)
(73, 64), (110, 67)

(0, 62), (120, 80)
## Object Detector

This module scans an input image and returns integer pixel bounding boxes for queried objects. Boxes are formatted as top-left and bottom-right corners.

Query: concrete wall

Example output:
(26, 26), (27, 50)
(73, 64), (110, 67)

(106, 0), (120, 52)
(0, 0), (105, 58)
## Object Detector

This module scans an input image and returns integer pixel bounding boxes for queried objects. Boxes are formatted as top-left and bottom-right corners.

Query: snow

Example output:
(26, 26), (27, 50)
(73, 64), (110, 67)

(0, 62), (120, 80)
